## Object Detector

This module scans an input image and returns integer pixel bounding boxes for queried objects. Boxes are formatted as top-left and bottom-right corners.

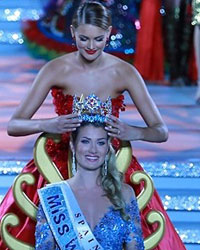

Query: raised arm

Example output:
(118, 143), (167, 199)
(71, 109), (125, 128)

(106, 63), (168, 142)
(7, 59), (80, 136)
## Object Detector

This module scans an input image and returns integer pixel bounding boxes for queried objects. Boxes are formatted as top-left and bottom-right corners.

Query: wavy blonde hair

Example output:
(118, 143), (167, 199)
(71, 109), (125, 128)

(100, 142), (130, 221)
(71, 122), (130, 221)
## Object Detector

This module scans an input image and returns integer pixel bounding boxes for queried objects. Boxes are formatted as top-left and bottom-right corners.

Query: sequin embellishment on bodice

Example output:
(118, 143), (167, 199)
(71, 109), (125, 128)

(35, 199), (144, 250)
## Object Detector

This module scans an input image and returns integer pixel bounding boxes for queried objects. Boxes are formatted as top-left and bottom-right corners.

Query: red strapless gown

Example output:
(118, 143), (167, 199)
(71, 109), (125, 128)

(134, 0), (164, 82)
(0, 88), (186, 250)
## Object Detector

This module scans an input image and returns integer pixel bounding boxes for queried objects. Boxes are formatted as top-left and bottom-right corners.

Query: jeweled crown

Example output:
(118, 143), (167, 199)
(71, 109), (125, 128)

(72, 94), (112, 123)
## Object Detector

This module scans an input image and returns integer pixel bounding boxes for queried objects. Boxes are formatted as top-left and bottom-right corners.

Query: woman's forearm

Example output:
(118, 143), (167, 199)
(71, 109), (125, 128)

(7, 118), (49, 136)
(130, 124), (168, 142)
(7, 114), (80, 136)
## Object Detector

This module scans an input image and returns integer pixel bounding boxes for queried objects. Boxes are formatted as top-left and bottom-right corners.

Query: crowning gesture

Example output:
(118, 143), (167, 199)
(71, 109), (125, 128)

(0, 2), (186, 250)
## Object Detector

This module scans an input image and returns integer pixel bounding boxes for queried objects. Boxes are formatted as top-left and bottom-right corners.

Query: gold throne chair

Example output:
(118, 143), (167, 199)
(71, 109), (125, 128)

(0, 133), (165, 250)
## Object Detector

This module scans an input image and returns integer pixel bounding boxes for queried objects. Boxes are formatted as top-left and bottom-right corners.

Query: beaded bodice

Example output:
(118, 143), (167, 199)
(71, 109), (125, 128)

(35, 199), (144, 250)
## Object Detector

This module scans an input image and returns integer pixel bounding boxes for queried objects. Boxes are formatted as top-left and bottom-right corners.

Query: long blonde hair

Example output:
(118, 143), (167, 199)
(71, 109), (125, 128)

(71, 122), (130, 221)
(100, 142), (130, 221)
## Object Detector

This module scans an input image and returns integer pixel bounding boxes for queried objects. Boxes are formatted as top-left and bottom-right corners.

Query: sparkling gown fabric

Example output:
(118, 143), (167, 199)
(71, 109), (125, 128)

(35, 198), (144, 250)
(0, 88), (186, 250)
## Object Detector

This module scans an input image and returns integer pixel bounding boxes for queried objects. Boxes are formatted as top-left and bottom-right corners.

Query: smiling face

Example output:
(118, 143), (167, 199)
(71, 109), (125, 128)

(71, 24), (111, 61)
(72, 124), (109, 171)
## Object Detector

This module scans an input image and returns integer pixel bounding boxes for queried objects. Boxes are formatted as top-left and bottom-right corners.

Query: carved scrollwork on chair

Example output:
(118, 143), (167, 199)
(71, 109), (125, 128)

(131, 171), (166, 250)
(1, 213), (34, 250)
(13, 173), (38, 220)
(1, 173), (37, 250)
(0, 133), (165, 250)
(34, 133), (64, 183)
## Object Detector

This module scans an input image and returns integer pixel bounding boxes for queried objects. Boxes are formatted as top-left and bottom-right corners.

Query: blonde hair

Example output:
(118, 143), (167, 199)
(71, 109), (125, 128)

(71, 122), (130, 221)
(100, 143), (130, 221)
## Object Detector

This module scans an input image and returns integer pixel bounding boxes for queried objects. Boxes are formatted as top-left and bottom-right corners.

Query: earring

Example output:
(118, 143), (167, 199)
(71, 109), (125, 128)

(103, 155), (108, 176)
(72, 37), (76, 48)
(106, 39), (109, 47)
(72, 152), (77, 176)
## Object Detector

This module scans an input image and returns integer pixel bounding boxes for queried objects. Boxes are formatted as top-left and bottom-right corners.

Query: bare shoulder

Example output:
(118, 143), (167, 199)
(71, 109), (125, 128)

(105, 53), (130, 68)
(105, 53), (141, 83)
(121, 183), (136, 204)
(43, 53), (72, 72)
(36, 56), (63, 79)
(106, 54), (136, 72)
(36, 53), (75, 87)
(117, 59), (142, 82)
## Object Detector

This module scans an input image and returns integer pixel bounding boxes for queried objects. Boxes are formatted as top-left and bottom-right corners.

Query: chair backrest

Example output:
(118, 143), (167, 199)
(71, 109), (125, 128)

(0, 133), (165, 250)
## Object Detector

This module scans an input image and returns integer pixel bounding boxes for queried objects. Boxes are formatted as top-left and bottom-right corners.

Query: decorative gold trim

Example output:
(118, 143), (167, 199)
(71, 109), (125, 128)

(116, 141), (132, 173)
(131, 171), (154, 211)
(0, 213), (34, 250)
(131, 171), (166, 249)
(144, 210), (166, 250)
(34, 133), (63, 183)
(13, 173), (38, 221)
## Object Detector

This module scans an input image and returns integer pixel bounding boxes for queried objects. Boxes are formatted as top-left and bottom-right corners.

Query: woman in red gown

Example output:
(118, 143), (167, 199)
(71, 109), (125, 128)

(0, 1), (186, 250)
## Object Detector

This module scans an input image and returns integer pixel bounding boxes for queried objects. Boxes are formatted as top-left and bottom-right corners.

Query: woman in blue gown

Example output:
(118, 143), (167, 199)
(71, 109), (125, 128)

(35, 119), (145, 250)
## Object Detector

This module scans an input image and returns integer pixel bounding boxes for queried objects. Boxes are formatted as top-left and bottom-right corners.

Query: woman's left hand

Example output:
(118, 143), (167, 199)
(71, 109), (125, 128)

(105, 115), (139, 141)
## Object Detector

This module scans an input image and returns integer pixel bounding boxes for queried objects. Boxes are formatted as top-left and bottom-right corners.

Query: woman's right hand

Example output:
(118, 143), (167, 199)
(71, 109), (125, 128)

(41, 113), (81, 134)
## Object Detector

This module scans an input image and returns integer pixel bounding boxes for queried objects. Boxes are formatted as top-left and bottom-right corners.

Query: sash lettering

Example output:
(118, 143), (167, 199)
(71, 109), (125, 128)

(38, 182), (104, 250)
(65, 238), (77, 250)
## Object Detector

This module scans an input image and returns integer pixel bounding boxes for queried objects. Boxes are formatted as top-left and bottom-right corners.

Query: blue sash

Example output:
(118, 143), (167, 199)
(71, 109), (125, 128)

(38, 182), (104, 250)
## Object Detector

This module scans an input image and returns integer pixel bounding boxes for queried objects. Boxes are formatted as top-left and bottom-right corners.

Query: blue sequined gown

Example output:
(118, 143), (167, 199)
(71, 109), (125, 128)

(35, 198), (144, 250)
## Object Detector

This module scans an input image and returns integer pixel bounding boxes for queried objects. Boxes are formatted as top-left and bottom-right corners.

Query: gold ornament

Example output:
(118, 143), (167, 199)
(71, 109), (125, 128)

(1, 213), (34, 250)
(116, 141), (132, 173)
(34, 133), (64, 183)
(131, 171), (166, 249)
(13, 173), (38, 220)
